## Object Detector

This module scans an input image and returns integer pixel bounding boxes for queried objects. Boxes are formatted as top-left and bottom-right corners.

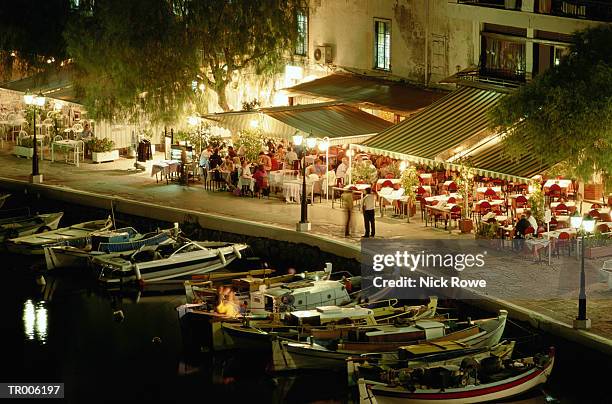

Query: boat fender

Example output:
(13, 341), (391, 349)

(113, 310), (124, 323)
(232, 245), (242, 259)
(218, 250), (227, 266)
(36, 275), (46, 286)
(134, 266), (142, 281)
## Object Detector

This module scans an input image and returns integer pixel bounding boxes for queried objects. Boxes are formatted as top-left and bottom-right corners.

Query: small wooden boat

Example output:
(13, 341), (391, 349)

(0, 211), (64, 242)
(355, 347), (555, 404)
(93, 239), (249, 284)
(43, 226), (178, 270)
(6, 217), (113, 255)
(346, 340), (516, 387)
(271, 310), (508, 372)
(0, 193), (10, 209)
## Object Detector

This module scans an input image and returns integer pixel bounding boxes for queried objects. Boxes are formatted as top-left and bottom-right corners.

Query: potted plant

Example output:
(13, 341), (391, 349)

(527, 180), (545, 224)
(87, 138), (118, 163)
(456, 160), (475, 233)
(351, 160), (378, 185)
(399, 165), (420, 222)
(14, 136), (34, 158)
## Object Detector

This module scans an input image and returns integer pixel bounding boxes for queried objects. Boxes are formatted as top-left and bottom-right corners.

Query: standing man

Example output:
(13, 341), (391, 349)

(342, 189), (354, 237)
(362, 187), (376, 238)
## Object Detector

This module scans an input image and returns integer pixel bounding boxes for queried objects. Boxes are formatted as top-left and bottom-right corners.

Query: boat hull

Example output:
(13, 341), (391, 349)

(272, 311), (508, 372)
(0, 212), (64, 243)
(361, 354), (555, 404)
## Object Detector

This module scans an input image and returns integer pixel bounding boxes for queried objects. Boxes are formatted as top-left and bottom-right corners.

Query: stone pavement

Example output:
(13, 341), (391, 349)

(0, 147), (611, 352)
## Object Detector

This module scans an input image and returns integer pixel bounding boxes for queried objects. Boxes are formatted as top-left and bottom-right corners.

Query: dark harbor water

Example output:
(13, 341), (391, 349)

(3, 256), (612, 404)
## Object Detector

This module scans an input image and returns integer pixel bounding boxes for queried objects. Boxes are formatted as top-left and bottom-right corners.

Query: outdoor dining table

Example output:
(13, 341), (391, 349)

(268, 169), (297, 192)
(425, 203), (459, 230)
(237, 176), (255, 193)
(331, 184), (369, 209)
(375, 178), (401, 190)
(550, 201), (577, 214)
(476, 186), (502, 199)
(540, 228), (578, 239)
(282, 178), (317, 203)
(543, 179), (572, 191)
(419, 173), (433, 185)
(378, 187), (406, 217)
(151, 160), (180, 184)
(51, 139), (82, 168)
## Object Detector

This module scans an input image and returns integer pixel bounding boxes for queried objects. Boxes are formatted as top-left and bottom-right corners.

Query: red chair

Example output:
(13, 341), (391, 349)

(479, 201), (491, 214)
(416, 186), (427, 197)
(548, 183), (562, 201)
(516, 195), (528, 207)
(447, 197), (456, 204)
(549, 217), (558, 231)
(524, 226), (535, 237)
(484, 188), (496, 198)
(450, 205), (462, 228)
(591, 203), (602, 209)
(554, 203), (568, 216)
(448, 182), (457, 192)
(556, 231), (572, 256)
(385, 173), (394, 179)
(597, 223), (610, 233)
(381, 180), (393, 189)
(588, 209), (600, 219)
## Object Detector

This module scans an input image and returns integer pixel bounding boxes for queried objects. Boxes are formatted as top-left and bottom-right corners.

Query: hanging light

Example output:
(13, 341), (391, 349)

(306, 136), (317, 149)
(293, 132), (303, 146)
(399, 161), (407, 171)
(23, 92), (34, 105)
(570, 212), (582, 230)
(187, 115), (200, 126)
(583, 216), (596, 233)
(34, 93), (46, 107)
(318, 138), (329, 152)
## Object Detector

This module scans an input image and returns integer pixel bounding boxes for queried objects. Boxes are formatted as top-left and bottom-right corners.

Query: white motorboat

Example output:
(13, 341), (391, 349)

(93, 239), (248, 284)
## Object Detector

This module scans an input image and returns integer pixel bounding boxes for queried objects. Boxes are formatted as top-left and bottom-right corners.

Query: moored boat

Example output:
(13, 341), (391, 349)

(0, 193), (10, 209)
(0, 211), (64, 243)
(271, 310), (508, 372)
(6, 216), (113, 255)
(355, 347), (555, 404)
(43, 225), (178, 270)
(94, 239), (249, 284)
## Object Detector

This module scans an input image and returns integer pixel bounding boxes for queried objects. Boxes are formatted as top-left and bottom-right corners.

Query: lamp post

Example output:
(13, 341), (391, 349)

(570, 213), (596, 329)
(318, 137), (330, 200)
(23, 92), (45, 184)
(293, 132), (309, 231)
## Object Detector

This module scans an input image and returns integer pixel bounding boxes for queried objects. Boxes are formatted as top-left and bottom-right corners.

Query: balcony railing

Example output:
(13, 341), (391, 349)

(541, 0), (612, 22)
(457, 0), (520, 10)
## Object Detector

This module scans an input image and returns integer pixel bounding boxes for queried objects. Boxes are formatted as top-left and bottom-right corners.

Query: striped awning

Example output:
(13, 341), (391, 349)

(362, 86), (506, 160)
(203, 103), (392, 143)
(463, 137), (555, 181)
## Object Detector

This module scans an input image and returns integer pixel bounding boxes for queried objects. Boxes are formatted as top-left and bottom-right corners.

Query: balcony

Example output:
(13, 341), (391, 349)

(457, 0), (612, 21)
(540, 0), (612, 22)
(457, 0), (521, 10)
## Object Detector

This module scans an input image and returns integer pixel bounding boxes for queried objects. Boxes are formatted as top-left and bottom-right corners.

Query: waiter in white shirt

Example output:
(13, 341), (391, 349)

(362, 187), (376, 238)
(335, 157), (349, 186)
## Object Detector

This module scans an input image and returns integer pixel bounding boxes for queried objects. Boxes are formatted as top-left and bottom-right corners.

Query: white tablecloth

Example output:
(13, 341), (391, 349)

(282, 180), (314, 202)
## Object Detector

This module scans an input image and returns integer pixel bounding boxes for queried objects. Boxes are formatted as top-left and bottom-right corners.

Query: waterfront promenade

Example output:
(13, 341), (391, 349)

(1, 150), (611, 354)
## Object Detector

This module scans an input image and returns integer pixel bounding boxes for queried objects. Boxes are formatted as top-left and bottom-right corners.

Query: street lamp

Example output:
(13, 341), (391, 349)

(570, 212), (596, 329)
(293, 132), (311, 232)
(23, 92), (45, 183)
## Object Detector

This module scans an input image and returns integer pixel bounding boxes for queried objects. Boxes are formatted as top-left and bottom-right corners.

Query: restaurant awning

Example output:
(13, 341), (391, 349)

(203, 103), (393, 145)
(284, 73), (447, 115)
(359, 86), (506, 161)
(0, 67), (80, 104)
(461, 136), (556, 181)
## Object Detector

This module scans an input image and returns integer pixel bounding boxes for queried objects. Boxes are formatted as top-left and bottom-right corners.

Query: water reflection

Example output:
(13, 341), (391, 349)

(23, 299), (48, 343)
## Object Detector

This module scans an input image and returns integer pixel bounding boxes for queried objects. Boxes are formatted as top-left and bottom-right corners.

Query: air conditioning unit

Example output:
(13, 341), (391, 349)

(313, 45), (333, 64)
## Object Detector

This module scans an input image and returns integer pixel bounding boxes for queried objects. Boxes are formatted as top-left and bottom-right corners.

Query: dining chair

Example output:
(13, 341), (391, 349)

(554, 203), (568, 216)
(484, 188), (496, 198)
(555, 231), (572, 257)
(596, 223), (610, 233)
(588, 209), (600, 219)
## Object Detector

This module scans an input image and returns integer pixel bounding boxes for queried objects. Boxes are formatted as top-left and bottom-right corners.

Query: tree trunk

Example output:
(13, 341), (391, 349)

(213, 80), (230, 112)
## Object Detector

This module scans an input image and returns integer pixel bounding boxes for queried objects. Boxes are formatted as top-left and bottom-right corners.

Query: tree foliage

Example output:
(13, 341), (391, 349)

(64, 0), (305, 122)
(65, 0), (199, 123)
(490, 26), (612, 190)
(0, 0), (71, 81)
(174, 0), (305, 112)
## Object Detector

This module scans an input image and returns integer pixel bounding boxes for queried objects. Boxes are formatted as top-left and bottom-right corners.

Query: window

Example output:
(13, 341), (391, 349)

(481, 36), (525, 81)
(296, 10), (308, 56)
(374, 19), (391, 71)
